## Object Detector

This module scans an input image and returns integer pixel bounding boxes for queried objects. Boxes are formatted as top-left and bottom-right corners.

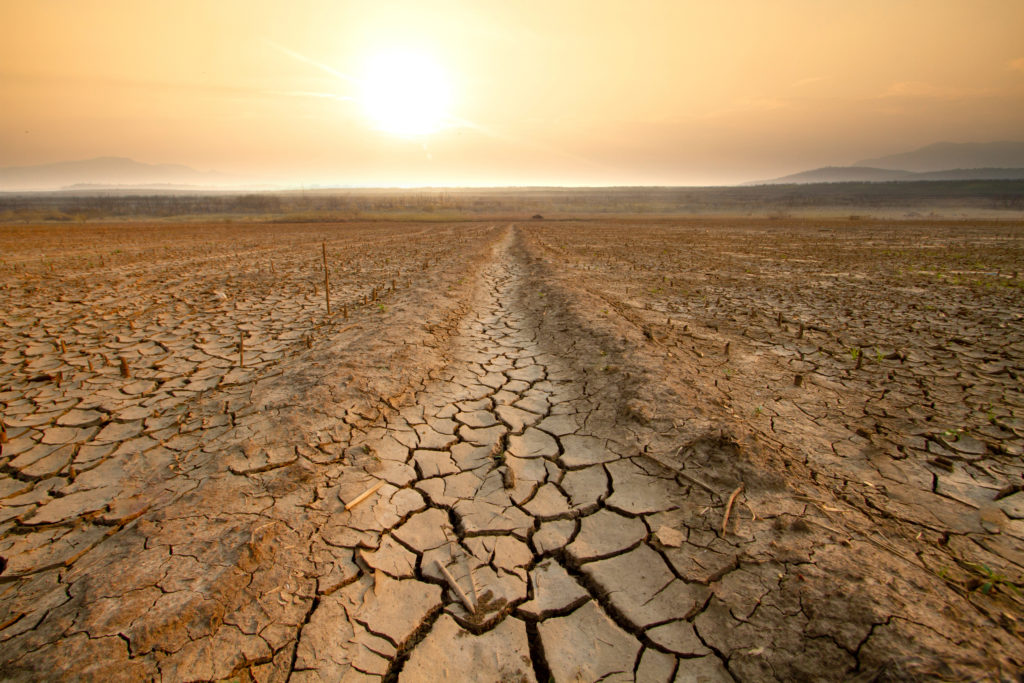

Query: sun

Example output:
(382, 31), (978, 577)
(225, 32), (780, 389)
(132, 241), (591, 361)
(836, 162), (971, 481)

(358, 49), (453, 136)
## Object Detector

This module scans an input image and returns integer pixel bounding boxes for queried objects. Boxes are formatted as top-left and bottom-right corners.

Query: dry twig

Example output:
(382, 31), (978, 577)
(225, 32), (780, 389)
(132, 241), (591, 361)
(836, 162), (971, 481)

(344, 480), (384, 511)
(436, 560), (475, 612)
(463, 557), (479, 606)
(322, 241), (331, 315)
(721, 483), (745, 535)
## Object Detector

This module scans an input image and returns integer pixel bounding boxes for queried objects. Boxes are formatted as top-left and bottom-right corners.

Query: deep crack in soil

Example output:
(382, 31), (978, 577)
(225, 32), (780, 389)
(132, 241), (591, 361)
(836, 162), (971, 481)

(1, 222), (1021, 681)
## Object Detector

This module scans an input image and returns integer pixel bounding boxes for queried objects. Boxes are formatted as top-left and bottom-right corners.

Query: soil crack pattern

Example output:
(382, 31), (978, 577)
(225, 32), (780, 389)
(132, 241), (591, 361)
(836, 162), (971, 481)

(292, 228), (724, 682)
(2, 221), (1020, 681)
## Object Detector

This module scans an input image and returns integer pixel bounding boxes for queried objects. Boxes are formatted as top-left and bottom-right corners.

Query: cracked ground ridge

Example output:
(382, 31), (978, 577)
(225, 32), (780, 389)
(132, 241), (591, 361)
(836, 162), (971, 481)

(288, 230), (731, 682)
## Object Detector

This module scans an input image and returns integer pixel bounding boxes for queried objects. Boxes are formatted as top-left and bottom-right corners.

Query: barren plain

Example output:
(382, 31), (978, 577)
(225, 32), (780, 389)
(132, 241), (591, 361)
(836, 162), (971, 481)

(1, 218), (1022, 681)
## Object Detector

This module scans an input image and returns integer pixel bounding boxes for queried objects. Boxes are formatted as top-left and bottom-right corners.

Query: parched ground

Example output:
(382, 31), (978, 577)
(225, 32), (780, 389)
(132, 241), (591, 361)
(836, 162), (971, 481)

(0, 218), (1022, 681)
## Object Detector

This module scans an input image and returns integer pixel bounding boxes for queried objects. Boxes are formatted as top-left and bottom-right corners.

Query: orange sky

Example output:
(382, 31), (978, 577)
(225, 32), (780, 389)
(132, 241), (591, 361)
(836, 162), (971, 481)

(2, 0), (1023, 186)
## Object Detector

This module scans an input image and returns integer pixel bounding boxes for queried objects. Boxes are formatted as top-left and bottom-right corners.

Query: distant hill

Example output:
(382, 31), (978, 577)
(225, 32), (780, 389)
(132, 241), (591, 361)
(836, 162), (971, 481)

(0, 157), (225, 191)
(752, 166), (1024, 185)
(855, 141), (1024, 172)
(756, 166), (914, 184)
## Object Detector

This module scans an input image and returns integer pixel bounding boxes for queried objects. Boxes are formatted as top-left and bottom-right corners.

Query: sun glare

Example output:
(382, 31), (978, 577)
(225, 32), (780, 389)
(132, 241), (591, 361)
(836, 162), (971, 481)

(359, 49), (452, 136)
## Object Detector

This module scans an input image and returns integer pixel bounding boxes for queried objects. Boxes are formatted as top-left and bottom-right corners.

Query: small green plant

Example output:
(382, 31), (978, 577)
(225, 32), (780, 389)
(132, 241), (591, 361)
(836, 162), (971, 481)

(754, 405), (763, 416)
(378, 304), (386, 313)
(874, 347), (885, 363)
(723, 367), (733, 378)
(964, 562), (1021, 596)
(849, 347), (861, 362)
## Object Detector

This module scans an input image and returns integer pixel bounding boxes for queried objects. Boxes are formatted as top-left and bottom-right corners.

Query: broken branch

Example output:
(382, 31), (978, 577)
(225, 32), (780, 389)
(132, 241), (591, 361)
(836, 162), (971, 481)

(721, 483), (745, 536)
(680, 471), (719, 497)
(463, 557), (479, 606)
(344, 480), (384, 511)
(435, 560), (475, 613)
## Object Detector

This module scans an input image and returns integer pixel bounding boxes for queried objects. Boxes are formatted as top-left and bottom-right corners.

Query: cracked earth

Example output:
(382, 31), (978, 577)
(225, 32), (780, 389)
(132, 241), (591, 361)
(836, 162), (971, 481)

(1, 220), (1022, 681)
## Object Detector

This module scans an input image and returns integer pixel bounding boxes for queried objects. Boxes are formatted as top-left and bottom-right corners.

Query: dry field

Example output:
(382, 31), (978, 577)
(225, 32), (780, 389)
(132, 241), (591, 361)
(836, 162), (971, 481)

(0, 218), (1022, 681)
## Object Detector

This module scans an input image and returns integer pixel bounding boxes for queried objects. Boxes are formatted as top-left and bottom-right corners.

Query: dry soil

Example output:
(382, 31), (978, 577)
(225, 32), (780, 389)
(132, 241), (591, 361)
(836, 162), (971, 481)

(0, 219), (1022, 681)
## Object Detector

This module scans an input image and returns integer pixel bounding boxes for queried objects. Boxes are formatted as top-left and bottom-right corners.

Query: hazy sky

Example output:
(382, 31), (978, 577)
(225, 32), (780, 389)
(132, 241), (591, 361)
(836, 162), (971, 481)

(2, 0), (1023, 186)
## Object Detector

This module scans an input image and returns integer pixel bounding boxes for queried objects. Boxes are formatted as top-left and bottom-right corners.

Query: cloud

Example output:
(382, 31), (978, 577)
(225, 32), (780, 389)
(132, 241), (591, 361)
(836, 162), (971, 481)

(270, 90), (354, 102)
(699, 96), (792, 120)
(879, 81), (987, 100)
(263, 39), (357, 84)
(792, 76), (827, 88)
(1009, 57), (1024, 73)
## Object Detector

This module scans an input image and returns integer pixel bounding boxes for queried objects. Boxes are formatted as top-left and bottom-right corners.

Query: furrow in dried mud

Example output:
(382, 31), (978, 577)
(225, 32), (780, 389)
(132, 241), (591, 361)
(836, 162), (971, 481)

(286, 227), (730, 682)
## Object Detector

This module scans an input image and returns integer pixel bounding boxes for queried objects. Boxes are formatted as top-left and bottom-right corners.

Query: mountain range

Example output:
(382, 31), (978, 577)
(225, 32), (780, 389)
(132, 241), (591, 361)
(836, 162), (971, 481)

(752, 141), (1024, 185)
(855, 141), (1024, 172)
(0, 157), (227, 191)
(3, 142), (1024, 190)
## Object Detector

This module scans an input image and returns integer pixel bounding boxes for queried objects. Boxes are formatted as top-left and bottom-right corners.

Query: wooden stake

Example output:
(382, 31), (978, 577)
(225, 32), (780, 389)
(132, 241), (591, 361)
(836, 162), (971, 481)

(322, 241), (331, 315)
(343, 304), (348, 320)
(119, 356), (130, 378)
(435, 560), (475, 612)
(345, 480), (384, 510)
(238, 332), (245, 367)
(463, 557), (479, 606)
(721, 483), (745, 536)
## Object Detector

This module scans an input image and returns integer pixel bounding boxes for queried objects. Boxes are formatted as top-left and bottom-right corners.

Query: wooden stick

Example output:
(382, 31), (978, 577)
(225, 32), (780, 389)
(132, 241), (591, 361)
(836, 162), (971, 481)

(119, 356), (130, 378)
(677, 470), (718, 497)
(721, 483), (745, 535)
(463, 557), (479, 607)
(344, 480), (384, 511)
(322, 241), (331, 315)
(436, 560), (475, 612)
(238, 332), (245, 368)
